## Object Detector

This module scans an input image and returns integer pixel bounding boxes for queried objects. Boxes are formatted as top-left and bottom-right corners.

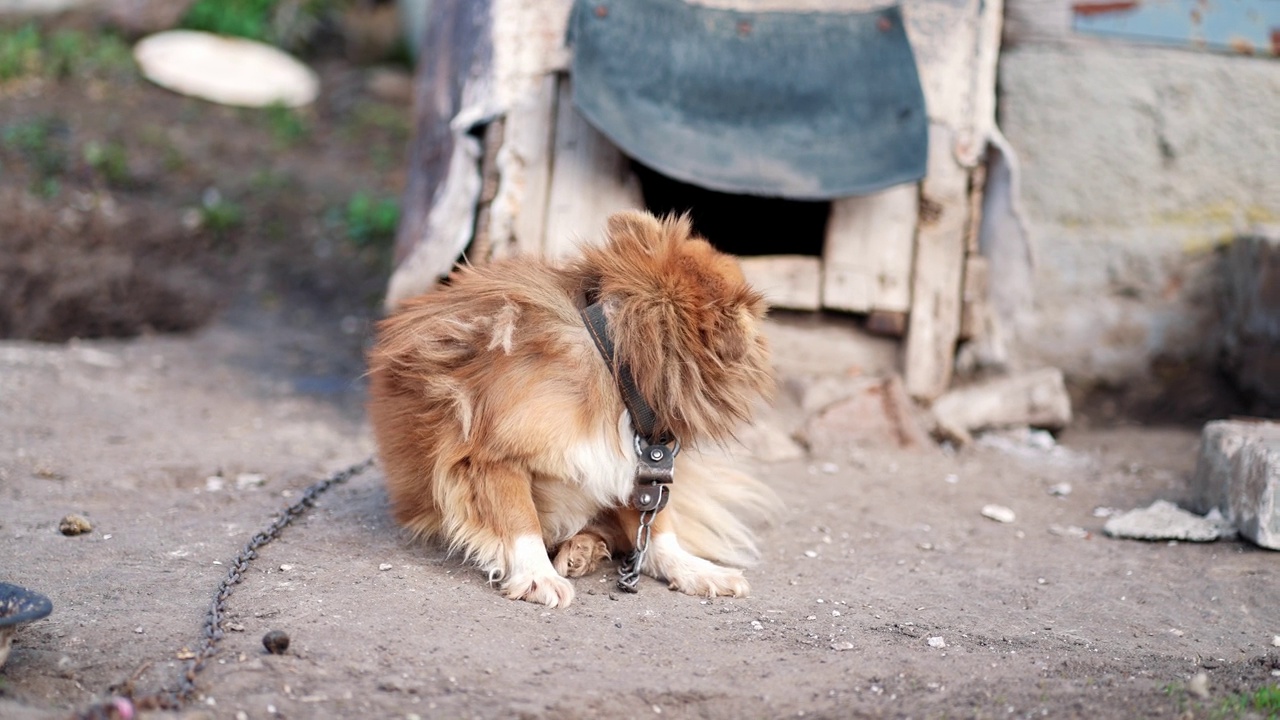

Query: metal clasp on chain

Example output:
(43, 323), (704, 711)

(618, 435), (678, 592)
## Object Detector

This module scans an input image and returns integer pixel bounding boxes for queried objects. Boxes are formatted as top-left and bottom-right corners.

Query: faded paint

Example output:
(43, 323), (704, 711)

(1072, 0), (1280, 56)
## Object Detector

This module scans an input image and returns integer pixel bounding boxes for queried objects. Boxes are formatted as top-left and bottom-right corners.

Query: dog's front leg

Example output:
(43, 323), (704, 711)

(618, 508), (750, 598)
(453, 460), (575, 608)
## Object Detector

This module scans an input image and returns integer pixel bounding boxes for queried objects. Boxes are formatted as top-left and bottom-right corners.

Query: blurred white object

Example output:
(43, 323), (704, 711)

(133, 30), (318, 108)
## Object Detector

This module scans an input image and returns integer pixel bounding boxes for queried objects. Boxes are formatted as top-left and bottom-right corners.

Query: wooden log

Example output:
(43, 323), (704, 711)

(904, 123), (970, 400)
(930, 367), (1072, 445)
(821, 183), (917, 315)
(738, 255), (822, 311)
(542, 76), (644, 258)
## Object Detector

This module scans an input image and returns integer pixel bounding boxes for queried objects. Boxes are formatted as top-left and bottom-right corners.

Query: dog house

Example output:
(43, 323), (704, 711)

(389, 0), (1017, 401)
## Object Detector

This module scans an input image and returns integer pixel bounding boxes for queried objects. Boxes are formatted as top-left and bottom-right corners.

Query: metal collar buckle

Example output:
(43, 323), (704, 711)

(631, 435), (677, 512)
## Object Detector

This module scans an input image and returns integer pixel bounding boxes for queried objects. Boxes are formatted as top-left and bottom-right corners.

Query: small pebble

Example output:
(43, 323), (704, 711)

(1047, 482), (1072, 497)
(134, 626), (144, 634)
(279, 564), (294, 572)
(1272, 635), (1280, 647)
(831, 641), (854, 651)
(803, 550), (818, 558)
(820, 463), (839, 474)
(262, 630), (290, 654)
(750, 620), (763, 630)
(927, 636), (946, 649)
(59, 514), (93, 536)
(981, 504), (1016, 523)
(379, 563), (393, 571)
(1188, 671), (1210, 699)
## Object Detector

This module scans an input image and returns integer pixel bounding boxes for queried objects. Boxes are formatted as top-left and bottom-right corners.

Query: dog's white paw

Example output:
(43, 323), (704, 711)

(553, 533), (610, 578)
(503, 571), (575, 607)
(500, 535), (575, 608)
(645, 533), (750, 598)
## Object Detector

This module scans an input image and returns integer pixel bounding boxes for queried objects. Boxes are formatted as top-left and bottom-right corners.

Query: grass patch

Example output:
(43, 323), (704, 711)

(1213, 684), (1280, 719)
(0, 24), (40, 80)
(343, 191), (399, 248)
(181, 0), (332, 49)
(0, 24), (134, 81)
(2, 116), (69, 197)
(182, 0), (280, 42)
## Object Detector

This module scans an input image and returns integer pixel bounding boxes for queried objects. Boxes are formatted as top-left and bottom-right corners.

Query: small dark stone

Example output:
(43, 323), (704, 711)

(262, 630), (290, 654)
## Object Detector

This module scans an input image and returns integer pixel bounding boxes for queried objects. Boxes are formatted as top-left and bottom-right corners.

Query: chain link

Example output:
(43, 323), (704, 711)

(616, 485), (667, 593)
(72, 457), (375, 719)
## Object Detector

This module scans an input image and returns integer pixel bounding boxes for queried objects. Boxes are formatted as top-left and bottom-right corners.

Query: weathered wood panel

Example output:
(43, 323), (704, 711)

(821, 183), (918, 315)
(386, 0), (493, 306)
(543, 76), (644, 258)
(738, 255), (822, 311)
(905, 123), (970, 400)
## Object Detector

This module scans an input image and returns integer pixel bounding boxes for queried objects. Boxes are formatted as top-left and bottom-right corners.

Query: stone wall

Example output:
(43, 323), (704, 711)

(997, 1), (1280, 385)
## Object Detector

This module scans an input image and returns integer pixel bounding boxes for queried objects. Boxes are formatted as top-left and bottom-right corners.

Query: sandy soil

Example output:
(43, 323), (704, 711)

(1, 307), (1278, 720)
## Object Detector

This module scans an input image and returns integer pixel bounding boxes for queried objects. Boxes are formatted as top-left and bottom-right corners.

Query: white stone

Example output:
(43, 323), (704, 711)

(134, 31), (319, 108)
(927, 636), (946, 648)
(981, 504), (1016, 524)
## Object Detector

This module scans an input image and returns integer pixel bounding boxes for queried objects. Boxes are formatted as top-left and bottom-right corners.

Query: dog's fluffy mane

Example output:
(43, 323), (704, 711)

(572, 212), (773, 445)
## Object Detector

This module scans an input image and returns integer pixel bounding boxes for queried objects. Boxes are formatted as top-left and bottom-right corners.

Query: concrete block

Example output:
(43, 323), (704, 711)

(1190, 419), (1280, 550)
(1231, 438), (1280, 550)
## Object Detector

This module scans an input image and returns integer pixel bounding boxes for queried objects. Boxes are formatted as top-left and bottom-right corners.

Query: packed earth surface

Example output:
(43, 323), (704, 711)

(2, 10), (1279, 720)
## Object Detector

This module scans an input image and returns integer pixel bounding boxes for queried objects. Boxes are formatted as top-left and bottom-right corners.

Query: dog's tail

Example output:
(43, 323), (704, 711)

(666, 451), (780, 568)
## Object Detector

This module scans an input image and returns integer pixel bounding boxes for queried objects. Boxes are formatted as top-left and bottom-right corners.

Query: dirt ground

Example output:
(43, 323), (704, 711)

(3, 310), (1280, 720)
(2, 11), (1279, 720)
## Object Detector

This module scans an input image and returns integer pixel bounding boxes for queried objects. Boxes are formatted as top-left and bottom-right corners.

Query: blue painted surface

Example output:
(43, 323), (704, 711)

(1073, 0), (1280, 56)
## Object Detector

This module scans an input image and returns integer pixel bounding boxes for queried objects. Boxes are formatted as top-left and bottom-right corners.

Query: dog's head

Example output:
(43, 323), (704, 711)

(577, 210), (773, 444)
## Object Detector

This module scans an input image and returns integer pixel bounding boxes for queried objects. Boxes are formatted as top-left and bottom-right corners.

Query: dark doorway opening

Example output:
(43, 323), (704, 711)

(632, 162), (830, 258)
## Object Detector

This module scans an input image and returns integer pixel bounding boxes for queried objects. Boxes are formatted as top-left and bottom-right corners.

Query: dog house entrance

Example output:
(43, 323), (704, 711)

(632, 162), (829, 259)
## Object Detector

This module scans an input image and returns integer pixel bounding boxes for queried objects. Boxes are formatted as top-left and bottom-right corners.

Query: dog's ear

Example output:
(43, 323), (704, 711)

(605, 210), (694, 255)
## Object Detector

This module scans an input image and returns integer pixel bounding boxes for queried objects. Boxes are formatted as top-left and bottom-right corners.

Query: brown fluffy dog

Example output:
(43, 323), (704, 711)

(367, 211), (775, 607)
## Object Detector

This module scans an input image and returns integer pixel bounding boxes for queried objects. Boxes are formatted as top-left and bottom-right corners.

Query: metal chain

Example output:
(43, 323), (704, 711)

(616, 486), (666, 593)
(72, 457), (375, 719)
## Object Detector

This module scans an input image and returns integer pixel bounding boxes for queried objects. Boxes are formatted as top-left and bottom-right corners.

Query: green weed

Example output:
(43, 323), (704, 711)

(200, 189), (244, 235)
(263, 102), (309, 146)
(83, 140), (130, 186)
(0, 24), (40, 80)
(343, 191), (399, 247)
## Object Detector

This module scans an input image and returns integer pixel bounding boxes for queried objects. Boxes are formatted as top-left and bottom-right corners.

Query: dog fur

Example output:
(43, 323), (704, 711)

(367, 210), (776, 607)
